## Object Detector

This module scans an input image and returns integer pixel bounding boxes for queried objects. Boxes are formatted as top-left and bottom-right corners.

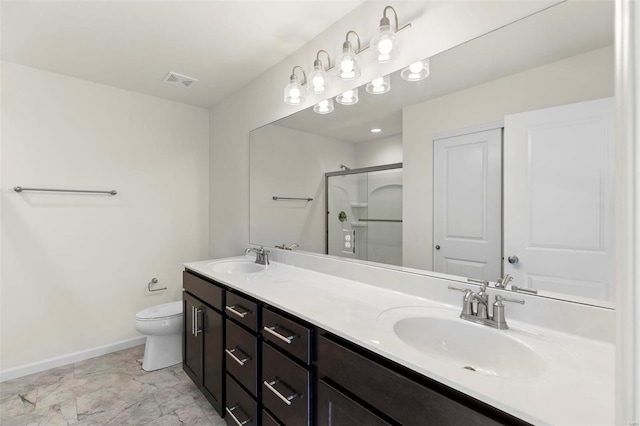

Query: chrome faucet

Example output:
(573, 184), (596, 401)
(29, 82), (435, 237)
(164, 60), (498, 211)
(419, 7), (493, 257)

(495, 274), (513, 289)
(275, 243), (299, 251)
(449, 284), (524, 330)
(245, 246), (270, 265)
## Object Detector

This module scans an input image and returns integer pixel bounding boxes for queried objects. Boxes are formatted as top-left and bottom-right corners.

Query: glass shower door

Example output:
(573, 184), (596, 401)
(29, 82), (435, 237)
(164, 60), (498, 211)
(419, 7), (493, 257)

(326, 165), (402, 266)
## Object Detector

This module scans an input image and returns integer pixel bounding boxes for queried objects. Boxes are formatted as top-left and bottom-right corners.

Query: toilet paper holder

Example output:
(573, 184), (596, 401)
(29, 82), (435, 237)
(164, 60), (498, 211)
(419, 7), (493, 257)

(148, 278), (167, 292)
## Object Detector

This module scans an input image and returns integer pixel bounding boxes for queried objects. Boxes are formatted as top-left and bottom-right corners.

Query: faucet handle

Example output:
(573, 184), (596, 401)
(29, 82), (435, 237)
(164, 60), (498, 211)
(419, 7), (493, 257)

(494, 295), (525, 305)
(448, 285), (472, 295)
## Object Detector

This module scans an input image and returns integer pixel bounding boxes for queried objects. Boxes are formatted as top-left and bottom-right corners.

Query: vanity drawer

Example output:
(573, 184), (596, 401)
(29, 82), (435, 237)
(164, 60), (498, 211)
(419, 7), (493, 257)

(225, 320), (258, 397)
(317, 379), (391, 426)
(318, 335), (509, 426)
(262, 307), (311, 364)
(225, 291), (258, 332)
(262, 342), (311, 426)
(183, 271), (223, 311)
(225, 374), (258, 426)
(262, 409), (282, 426)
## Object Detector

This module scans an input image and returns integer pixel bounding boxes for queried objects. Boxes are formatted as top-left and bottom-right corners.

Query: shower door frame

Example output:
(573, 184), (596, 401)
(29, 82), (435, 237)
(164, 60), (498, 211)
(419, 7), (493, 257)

(324, 162), (403, 255)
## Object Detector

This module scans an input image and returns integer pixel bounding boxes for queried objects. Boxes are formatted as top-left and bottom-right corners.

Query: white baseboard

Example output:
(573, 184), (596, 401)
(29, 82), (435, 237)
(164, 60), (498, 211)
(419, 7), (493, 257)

(0, 336), (147, 382)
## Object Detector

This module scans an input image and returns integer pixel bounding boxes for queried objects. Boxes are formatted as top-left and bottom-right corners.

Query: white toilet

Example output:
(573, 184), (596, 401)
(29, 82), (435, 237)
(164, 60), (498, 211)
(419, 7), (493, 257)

(134, 301), (183, 371)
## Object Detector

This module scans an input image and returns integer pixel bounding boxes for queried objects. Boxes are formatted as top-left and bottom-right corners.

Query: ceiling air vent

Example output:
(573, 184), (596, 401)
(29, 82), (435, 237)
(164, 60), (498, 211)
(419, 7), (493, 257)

(163, 71), (198, 89)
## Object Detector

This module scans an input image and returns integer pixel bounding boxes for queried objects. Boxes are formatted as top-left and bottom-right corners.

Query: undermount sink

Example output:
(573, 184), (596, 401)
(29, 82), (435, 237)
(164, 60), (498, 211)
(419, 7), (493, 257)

(381, 308), (546, 380)
(208, 259), (265, 275)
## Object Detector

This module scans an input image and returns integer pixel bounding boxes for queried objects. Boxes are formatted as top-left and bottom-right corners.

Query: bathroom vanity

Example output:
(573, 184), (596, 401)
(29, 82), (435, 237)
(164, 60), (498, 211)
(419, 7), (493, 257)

(183, 252), (614, 426)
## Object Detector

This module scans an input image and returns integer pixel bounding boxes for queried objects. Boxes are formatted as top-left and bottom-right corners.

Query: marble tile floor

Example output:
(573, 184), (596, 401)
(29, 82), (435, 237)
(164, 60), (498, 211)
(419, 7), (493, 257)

(0, 345), (226, 426)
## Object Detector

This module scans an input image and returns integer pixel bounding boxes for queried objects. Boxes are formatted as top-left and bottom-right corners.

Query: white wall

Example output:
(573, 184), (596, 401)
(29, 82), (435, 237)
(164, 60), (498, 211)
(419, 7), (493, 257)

(0, 62), (210, 373)
(250, 124), (354, 253)
(209, 0), (559, 259)
(354, 134), (403, 168)
(403, 45), (614, 270)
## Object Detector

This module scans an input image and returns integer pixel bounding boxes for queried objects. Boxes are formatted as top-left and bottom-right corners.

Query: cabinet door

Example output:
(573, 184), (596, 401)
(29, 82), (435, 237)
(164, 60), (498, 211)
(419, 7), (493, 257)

(183, 293), (202, 384)
(202, 305), (223, 414)
(317, 380), (390, 426)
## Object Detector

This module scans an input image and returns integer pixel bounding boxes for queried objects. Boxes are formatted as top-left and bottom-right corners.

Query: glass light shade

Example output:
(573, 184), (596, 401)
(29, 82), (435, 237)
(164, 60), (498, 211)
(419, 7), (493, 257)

(370, 23), (397, 63)
(313, 98), (334, 114)
(366, 75), (391, 95)
(308, 64), (328, 94)
(283, 76), (305, 105)
(336, 43), (361, 80)
(336, 88), (359, 105)
(401, 59), (430, 81)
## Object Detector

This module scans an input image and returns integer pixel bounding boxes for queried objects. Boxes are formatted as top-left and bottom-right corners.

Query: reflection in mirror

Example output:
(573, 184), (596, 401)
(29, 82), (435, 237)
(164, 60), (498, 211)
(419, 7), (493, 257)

(326, 164), (402, 266)
(249, 1), (615, 306)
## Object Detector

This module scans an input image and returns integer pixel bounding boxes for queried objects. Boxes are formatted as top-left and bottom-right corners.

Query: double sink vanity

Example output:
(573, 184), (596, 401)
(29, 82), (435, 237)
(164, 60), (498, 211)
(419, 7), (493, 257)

(183, 249), (614, 425)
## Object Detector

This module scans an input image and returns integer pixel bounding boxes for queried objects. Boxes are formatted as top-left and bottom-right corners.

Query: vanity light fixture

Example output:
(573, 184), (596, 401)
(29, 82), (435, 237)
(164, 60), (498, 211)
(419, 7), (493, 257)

(313, 98), (335, 115)
(366, 75), (391, 94)
(308, 50), (331, 94)
(336, 31), (362, 80)
(336, 88), (359, 106)
(370, 128), (382, 133)
(370, 6), (400, 63)
(283, 66), (307, 105)
(401, 59), (430, 81)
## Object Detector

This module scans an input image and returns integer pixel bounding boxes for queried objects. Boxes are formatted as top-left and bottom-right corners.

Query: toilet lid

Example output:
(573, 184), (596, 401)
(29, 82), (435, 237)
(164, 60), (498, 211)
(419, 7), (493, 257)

(136, 301), (182, 320)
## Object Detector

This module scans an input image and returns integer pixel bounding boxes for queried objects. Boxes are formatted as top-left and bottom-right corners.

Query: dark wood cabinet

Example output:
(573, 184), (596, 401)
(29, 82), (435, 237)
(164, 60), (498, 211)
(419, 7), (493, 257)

(183, 272), (224, 415)
(184, 269), (527, 426)
(317, 335), (526, 426)
(183, 292), (202, 382)
(317, 380), (391, 426)
(225, 319), (258, 397)
(225, 374), (258, 426)
(262, 307), (312, 365)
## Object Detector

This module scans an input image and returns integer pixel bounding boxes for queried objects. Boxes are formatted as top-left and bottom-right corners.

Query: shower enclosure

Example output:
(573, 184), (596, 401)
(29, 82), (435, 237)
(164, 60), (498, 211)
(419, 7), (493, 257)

(325, 163), (403, 266)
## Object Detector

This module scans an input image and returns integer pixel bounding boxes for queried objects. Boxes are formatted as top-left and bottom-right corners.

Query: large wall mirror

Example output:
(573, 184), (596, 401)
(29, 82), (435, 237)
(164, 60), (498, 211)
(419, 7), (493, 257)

(250, 1), (615, 307)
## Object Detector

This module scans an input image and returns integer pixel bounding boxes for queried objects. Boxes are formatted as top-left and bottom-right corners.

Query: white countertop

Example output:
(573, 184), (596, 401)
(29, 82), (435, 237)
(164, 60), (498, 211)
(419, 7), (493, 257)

(184, 256), (614, 425)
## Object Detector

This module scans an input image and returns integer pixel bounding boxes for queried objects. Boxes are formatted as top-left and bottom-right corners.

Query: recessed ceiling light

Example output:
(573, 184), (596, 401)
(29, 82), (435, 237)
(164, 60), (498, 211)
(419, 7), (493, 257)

(370, 128), (382, 133)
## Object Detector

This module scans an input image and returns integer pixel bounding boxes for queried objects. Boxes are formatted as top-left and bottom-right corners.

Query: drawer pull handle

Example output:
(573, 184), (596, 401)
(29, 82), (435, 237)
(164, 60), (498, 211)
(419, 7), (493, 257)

(194, 308), (202, 337)
(226, 304), (252, 318)
(263, 378), (299, 406)
(263, 325), (298, 344)
(225, 347), (251, 366)
(225, 405), (252, 426)
(191, 306), (195, 336)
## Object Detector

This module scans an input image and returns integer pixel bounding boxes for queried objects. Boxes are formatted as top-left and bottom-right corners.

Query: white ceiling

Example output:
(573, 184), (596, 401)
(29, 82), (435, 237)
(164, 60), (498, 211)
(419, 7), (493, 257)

(273, 0), (614, 143)
(0, 1), (365, 108)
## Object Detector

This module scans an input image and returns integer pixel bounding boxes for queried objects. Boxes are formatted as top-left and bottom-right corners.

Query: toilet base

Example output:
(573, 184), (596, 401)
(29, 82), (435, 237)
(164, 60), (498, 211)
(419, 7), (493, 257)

(141, 333), (182, 371)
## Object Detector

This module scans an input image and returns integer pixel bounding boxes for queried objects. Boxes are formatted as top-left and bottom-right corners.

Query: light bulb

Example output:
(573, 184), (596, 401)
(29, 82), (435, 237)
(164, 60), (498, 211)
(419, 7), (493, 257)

(370, 21), (397, 63)
(378, 38), (393, 55)
(409, 61), (424, 73)
(366, 75), (391, 95)
(312, 75), (324, 88)
(336, 87), (359, 105)
(336, 38), (361, 80)
(284, 74), (306, 105)
(340, 58), (354, 73)
(313, 98), (334, 114)
(401, 59), (430, 82)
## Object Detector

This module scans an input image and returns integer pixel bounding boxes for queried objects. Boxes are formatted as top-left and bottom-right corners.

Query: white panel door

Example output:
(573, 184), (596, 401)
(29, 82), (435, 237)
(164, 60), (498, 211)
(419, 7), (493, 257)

(503, 98), (615, 301)
(433, 128), (502, 281)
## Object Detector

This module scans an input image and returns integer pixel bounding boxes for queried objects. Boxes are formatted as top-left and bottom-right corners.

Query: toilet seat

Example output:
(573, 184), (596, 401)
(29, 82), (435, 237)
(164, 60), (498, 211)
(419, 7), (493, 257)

(135, 301), (182, 321)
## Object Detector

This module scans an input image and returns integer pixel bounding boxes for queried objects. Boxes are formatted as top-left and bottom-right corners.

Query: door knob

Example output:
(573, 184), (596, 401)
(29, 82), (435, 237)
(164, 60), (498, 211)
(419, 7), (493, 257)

(435, 245), (441, 250)
(507, 255), (519, 264)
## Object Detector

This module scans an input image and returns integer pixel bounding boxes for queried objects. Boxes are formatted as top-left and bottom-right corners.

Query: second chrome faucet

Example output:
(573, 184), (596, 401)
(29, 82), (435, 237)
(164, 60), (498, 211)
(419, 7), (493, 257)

(449, 283), (524, 330)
